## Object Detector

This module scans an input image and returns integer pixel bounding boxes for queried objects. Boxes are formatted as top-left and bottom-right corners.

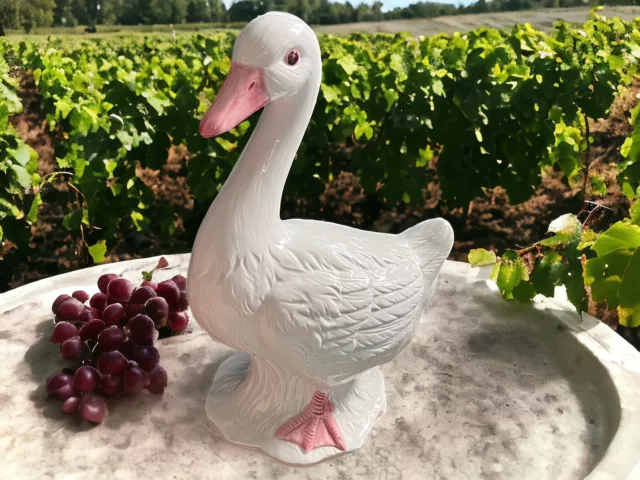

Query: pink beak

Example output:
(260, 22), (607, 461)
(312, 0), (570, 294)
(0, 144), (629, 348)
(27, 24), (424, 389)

(199, 63), (270, 138)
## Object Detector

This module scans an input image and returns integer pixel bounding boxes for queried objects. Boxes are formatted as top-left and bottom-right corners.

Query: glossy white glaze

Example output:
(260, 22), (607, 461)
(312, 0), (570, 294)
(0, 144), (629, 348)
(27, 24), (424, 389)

(188, 12), (454, 464)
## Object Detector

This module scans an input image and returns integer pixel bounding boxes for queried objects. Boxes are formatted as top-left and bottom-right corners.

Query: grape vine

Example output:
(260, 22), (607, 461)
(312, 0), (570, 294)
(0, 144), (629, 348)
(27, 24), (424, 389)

(470, 194), (640, 328)
(0, 8), (639, 271)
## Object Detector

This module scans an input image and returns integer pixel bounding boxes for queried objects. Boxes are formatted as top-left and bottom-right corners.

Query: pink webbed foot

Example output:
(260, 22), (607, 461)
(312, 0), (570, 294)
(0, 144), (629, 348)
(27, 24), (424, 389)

(275, 391), (347, 452)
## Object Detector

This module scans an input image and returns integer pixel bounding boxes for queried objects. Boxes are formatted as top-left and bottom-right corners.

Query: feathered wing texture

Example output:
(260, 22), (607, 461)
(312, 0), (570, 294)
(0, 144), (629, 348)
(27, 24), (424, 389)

(254, 218), (452, 386)
(401, 217), (455, 292)
(258, 262), (424, 385)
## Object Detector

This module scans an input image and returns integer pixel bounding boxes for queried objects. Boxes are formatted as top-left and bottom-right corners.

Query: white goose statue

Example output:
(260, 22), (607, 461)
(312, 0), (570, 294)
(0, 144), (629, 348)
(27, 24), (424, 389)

(187, 11), (454, 465)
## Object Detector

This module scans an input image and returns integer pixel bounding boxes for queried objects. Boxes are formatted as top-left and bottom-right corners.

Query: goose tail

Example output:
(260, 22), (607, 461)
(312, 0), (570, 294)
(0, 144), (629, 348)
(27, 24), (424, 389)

(401, 217), (454, 291)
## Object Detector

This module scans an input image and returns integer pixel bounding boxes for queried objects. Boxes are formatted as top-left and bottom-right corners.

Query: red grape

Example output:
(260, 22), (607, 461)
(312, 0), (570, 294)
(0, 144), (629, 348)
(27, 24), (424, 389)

(46, 271), (178, 426)
(78, 307), (101, 323)
(156, 280), (180, 309)
(168, 311), (189, 333)
(97, 350), (128, 375)
(45, 371), (72, 394)
(141, 280), (158, 291)
(61, 396), (80, 415)
(61, 336), (84, 360)
(98, 326), (126, 351)
(126, 303), (145, 319)
(51, 321), (78, 344)
(147, 365), (168, 395)
(128, 314), (155, 346)
(97, 273), (118, 294)
(119, 303), (130, 324)
(72, 366), (100, 392)
(57, 298), (85, 320)
(54, 383), (78, 401)
(79, 392), (108, 423)
(79, 319), (106, 342)
(176, 290), (189, 312)
(123, 364), (147, 394)
(134, 346), (160, 371)
(98, 374), (121, 396)
(107, 277), (135, 303)
(89, 292), (108, 312)
(52, 294), (72, 315)
(130, 286), (156, 305)
(171, 274), (187, 290)
(102, 303), (125, 327)
(72, 290), (90, 304)
(144, 297), (168, 326)
(118, 338), (135, 360)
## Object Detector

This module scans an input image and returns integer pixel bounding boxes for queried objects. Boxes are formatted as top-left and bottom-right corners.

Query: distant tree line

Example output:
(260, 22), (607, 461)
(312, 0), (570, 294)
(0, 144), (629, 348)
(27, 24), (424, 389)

(0, 0), (637, 33)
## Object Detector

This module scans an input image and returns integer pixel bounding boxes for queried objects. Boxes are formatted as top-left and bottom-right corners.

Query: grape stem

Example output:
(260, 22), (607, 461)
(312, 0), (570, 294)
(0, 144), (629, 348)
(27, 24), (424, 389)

(581, 201), (611, 230)
(515, 244), (539, 256)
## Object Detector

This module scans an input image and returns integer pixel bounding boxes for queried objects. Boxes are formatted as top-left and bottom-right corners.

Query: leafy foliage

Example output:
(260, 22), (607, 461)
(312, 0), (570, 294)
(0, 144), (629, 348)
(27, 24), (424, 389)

(0, 11), (639, 269)
(470, 195), (640, 328)
(620, 99), (640, 199)
(0, 41), (41, 245)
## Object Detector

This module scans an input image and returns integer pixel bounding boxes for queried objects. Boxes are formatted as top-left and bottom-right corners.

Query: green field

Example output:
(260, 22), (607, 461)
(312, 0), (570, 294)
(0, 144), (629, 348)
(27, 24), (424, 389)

(6, 6), (640, 39)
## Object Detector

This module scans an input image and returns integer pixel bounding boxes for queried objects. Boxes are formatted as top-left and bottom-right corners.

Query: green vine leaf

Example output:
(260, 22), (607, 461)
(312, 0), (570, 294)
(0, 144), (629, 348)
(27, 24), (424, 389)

(88, 240), (107, 264)
(215, 137), (237, 152)
(496, 257), (529, 300)
(619, 247), (640, 308)
(630, 200), (640, 226)
(589, 175), (607, 197)
(468, 248), (497, 267)
(0, 197), (22, 218)
(337, 54), (359, 76)
(7, 142), (30, 167)
(584, 248), (632, 308)
(607, 54), (624, 70)
(513, 281), (536, 303)
(592, 222), (640, 255)
(538, 233), (575, 248)
(578, 229), (598, 250)
(563, 241), (587, 313)
(26, 192), (42, 225)
(530, 251), (565, 297)
(618, 305), (640, 328)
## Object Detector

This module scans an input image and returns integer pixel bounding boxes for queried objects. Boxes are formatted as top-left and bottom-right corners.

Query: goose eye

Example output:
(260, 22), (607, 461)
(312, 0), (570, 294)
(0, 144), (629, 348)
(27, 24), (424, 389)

(286, 49), (300, 66)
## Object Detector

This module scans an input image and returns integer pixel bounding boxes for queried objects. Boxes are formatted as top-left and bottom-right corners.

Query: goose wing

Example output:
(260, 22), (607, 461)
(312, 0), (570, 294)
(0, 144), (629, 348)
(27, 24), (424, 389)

(257, 220), (426, 383)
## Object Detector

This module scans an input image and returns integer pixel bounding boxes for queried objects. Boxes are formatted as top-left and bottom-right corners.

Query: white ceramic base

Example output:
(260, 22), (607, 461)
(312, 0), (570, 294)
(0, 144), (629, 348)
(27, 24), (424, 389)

(206, 352), (386, 465)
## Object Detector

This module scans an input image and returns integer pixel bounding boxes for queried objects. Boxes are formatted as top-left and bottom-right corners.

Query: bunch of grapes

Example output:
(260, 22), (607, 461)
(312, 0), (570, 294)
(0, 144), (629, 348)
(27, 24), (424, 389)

(45, 268), (190, 424)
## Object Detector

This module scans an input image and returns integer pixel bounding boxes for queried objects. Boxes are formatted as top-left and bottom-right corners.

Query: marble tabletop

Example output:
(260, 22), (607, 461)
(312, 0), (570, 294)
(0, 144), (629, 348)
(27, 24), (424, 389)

(2, 254), (640, 480)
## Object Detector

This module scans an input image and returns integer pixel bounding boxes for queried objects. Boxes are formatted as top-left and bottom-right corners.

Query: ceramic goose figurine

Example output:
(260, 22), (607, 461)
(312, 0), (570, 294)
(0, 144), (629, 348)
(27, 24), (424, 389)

(187, 11), (454, 465)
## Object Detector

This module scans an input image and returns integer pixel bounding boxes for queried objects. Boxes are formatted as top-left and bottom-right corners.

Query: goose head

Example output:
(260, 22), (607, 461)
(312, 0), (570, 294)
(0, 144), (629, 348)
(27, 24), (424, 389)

(199, 12), (321, 139)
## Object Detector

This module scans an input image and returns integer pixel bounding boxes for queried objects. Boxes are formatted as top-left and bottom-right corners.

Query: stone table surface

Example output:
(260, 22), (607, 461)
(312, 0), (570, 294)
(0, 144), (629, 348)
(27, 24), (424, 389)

(2, 254), (640, 480)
